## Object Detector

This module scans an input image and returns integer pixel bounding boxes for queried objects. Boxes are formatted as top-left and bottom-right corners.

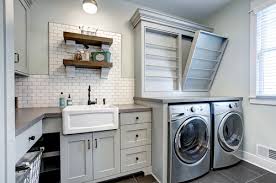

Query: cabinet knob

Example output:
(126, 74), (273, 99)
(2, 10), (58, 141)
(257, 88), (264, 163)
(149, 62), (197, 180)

(136, 157), (139, 161)
(29, 136), (35, 141)
(136, 134), (139, 138)
(136, 116), (139, 120)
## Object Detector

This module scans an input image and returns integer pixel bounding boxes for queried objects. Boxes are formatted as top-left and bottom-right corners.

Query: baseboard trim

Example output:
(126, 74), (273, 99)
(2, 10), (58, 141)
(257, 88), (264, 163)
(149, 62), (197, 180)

(242, 150), (276, 174)
(151, 172), (161, 183)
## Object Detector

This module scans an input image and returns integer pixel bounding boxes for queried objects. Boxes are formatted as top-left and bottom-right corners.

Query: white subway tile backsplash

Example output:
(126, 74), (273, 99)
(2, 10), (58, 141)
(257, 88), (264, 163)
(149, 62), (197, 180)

(15, 22), (134, 108)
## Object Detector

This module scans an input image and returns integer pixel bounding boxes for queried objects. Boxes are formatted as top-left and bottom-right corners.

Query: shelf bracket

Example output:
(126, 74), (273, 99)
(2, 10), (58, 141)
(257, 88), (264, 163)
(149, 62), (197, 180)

(101, 68), (110, 79)
(65, 66), (76, 78)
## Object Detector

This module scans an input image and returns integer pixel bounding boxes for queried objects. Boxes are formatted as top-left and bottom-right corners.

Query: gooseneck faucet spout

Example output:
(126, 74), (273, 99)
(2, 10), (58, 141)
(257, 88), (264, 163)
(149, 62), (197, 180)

(88, 85), (97, 105)
(88, 85), (92, 105)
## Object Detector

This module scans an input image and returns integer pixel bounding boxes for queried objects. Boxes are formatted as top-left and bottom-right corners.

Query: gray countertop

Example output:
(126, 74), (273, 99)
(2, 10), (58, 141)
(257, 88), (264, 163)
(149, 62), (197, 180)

(134, 96), (243, 104)
(15, 107), (62, 136)
(15, 104), (151, 136)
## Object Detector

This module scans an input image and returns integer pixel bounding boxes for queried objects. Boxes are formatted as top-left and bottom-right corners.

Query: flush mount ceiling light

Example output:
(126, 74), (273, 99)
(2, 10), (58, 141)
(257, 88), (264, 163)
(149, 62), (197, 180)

(83, 0), (98, 14)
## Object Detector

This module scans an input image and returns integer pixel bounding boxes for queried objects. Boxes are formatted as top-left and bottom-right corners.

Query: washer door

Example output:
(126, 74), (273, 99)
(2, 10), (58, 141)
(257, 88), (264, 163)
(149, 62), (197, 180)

(174, 117), (209, 164)
(218, 112), (243, 152)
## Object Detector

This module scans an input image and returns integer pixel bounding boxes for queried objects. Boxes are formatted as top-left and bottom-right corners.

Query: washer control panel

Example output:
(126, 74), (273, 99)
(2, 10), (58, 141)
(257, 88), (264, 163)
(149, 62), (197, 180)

(169, 104), (210, 121)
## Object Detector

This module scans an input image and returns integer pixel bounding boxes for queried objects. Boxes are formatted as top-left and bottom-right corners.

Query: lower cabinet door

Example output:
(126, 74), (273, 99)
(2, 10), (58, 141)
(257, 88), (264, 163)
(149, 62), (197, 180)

(60, 133), (93, 183)
(93, 130), (120, 180)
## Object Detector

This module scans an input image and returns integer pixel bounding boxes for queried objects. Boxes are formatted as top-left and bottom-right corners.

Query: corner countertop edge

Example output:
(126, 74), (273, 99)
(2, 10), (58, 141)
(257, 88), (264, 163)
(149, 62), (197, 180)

(15, 104), (152, 136)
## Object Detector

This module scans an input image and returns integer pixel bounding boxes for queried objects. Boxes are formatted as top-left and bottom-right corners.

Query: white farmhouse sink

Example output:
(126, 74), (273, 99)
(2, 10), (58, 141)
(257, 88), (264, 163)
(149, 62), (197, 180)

(62, 105), (119, 135)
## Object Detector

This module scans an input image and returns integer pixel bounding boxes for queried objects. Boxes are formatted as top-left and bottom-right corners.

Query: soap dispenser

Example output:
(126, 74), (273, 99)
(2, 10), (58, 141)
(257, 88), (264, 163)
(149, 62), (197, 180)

(67, 94), (73, 106)
(59, 92), (65, 108)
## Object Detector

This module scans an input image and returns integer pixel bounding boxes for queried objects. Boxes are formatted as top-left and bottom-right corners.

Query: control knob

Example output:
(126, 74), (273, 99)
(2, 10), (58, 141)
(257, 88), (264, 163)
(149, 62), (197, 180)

(229, 104), (233, 108)
(190, 107), (196, 112)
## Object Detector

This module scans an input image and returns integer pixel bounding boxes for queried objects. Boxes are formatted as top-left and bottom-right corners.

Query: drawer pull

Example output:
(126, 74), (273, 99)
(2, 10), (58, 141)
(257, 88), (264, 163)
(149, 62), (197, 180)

(136, 157), (139, 161)
(136, 116), (139, 120)
(28, 136), (35, 141)
(95, 139), (98, 149)
(136, 134), (139, 138)
(14, 53), (19, 63)
(88, 140), (91, 150)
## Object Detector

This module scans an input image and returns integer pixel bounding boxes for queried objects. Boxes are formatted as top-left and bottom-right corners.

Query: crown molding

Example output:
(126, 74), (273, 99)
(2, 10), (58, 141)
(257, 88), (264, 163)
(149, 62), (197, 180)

(130, 8), (213, 33)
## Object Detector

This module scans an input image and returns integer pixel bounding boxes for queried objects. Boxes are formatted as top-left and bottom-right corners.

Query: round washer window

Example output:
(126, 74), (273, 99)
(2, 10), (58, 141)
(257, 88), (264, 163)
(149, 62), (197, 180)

(218, 112), (243, 152)
(174, 117), (209, 164)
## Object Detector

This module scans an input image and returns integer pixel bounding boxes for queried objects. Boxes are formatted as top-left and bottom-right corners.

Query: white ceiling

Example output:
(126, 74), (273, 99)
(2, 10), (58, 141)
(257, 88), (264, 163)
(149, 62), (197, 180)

(125, 0), (232, 22)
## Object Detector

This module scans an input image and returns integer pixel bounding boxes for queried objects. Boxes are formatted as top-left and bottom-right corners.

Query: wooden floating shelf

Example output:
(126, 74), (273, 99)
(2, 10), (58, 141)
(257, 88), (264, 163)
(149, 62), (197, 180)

(63, 59), (113, 69)
(63, 32), (113, 46)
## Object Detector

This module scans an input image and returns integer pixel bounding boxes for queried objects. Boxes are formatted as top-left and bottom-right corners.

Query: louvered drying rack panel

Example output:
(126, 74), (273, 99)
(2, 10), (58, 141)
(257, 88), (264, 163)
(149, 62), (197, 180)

(183, 31), (228, 91)
(144, 29), (180, 92)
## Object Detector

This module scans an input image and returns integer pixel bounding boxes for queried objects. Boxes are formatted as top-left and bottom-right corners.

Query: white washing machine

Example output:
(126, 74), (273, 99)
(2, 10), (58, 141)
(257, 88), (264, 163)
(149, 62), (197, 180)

(212, 101), (244, 169)
(169, 103), (211, 183)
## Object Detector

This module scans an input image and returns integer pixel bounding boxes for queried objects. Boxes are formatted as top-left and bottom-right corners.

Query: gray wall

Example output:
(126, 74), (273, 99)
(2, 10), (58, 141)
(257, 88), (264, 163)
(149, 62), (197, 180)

(29, 0), (142, 77)
(205, 0), (276, 157)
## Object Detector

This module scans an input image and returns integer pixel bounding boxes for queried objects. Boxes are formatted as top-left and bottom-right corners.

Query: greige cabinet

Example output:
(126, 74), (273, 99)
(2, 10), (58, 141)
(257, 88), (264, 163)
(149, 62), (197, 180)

(130, 9), (228, 97)
(93, 130), (120, 179)
(60, 110), (152, 183)
(60, 133), (93, 183)
(14, 0), (30, 76)
(119, 111), (152, 173)
(60, 130), (120, 183)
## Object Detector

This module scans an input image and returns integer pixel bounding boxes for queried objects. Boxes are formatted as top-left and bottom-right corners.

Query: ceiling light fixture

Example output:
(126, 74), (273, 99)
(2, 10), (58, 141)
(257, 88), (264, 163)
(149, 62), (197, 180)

(83, 0), (98, 14)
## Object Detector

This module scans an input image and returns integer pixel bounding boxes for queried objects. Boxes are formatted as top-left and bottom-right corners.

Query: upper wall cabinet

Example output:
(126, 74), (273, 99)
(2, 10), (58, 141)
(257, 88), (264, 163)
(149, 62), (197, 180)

(14, 0), (31, 76)
(183, 31), (228, 92)
(130, 8), (225, 98)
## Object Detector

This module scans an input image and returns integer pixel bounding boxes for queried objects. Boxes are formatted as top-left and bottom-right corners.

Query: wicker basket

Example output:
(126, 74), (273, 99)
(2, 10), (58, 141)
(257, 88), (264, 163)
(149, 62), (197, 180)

(16, 148), (44, 183)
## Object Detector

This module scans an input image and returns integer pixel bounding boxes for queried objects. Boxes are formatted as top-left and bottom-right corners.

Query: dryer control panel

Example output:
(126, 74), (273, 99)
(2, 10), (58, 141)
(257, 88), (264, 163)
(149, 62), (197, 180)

(212, 101), (242, 115)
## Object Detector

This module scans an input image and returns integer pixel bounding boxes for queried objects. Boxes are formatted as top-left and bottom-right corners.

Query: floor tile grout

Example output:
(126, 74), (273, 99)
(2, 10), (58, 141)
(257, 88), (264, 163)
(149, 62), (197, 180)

(109, 161), (274, 183)
(240, 164), (266, 176)
(217, 171), (239, 183)
(245, 172), (270, 183)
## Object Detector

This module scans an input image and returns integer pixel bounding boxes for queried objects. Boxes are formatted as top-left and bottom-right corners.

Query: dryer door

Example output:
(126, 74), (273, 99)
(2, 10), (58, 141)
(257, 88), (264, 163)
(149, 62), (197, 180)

(174, 117), (209, 164)
(218, 112), (243, 152)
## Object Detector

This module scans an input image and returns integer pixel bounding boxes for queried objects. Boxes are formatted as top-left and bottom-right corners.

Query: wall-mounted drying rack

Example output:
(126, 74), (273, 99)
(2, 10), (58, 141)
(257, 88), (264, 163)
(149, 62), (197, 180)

(182, 31), (229, 92)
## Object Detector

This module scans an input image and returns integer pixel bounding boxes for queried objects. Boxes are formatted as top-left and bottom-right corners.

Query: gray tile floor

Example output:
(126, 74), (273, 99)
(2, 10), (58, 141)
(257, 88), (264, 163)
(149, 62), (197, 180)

(189, 161), (275, 183)
(104, 161), (276, 183)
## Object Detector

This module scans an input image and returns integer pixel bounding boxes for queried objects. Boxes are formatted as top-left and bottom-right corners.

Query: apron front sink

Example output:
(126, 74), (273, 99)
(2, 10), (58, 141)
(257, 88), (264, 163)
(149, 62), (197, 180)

(62, 105), (119, 135)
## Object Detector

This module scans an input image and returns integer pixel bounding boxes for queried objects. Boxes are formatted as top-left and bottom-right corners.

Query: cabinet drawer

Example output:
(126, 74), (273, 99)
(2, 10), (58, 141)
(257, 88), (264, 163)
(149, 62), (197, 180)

(120, 112), (151, 125)
(121, 123), (151, 149)
(16, 120), (42, 162)
(121, 145), (151, 172)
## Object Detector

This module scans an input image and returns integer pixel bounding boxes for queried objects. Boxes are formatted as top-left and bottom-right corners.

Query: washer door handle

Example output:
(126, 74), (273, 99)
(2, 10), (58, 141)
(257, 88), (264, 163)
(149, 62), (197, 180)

(178, 133), (182, 149)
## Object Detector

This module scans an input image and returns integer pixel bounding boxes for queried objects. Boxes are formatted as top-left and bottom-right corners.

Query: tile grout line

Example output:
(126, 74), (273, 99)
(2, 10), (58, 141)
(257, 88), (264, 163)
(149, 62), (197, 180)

(217, 171), (239, 183)
(240, 164), (267, 176)
(245, 172), (270, 183)
(218, 163), (268, 183)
